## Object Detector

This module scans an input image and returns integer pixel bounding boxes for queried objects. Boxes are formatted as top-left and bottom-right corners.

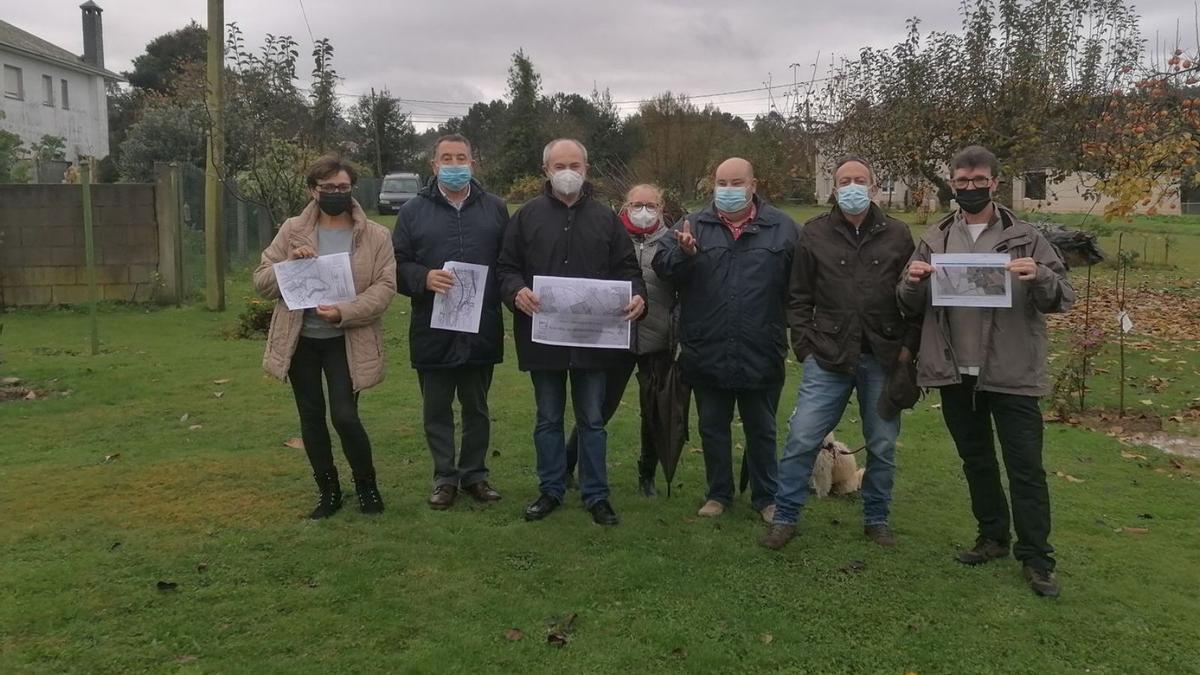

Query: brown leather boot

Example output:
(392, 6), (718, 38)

(428, 484), (457, 510)
(464, 481), (501, 503)
(956, 537), (1010, 565)
(758, 523), (796, 550)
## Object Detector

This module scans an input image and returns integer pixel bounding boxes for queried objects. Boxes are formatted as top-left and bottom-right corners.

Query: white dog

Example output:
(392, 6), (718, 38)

(809, 433), (865, 498)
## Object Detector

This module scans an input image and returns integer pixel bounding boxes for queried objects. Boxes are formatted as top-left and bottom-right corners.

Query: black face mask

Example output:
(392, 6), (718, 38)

(954, 186), (992, 214)
(317, 192), (352, 216)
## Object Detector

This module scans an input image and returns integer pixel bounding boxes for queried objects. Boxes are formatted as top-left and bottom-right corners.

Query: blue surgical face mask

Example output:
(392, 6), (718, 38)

(714, 185), (750, 213)
(437, 164), (472, 191)
(836, 183), (871, 215)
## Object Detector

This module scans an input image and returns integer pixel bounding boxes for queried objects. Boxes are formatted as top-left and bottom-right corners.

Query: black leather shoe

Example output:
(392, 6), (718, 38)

(638, 476), (658, 497)
(524, 493), (561, 521)
(588, 500), (619, 526)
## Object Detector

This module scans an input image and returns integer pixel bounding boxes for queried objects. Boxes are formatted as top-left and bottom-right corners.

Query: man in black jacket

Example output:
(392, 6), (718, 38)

(653, 158), (799, 523)
(394, 134), (509, 510)
(496, 138), (647, 526)
(760, 156), (919, 551)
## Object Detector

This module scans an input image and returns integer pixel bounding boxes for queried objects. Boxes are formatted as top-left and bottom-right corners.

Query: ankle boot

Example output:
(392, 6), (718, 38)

(309, 471), (343, 520)
(354, 474), (384, 514)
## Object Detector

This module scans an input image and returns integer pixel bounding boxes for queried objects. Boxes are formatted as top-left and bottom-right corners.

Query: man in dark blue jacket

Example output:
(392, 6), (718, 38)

(394, 134), (509, 510)
(654, 158), (799, 523)
(497, 138), (647, 526)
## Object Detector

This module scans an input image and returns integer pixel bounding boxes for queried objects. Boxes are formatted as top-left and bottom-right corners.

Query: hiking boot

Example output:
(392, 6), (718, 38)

(637, 476), (658, 498)
(464, 481), (501, 503)
(865, 524), (897, 548)
(589, 499), (620, 526)
(759, 504), (777, 524)
(1023, 566), (1061, 598)
(309, 471), (343, 520)
(353, 475), (384, 515)
(758, 523), (796, 550)
(524, 493), (561, 521)
(956, 537), (1010, 566)
(698, 500), (726, 517)
(428, 484), (457, 510)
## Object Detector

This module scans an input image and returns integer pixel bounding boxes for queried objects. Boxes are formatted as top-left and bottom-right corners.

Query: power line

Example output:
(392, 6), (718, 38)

(296, 0), (315, 45)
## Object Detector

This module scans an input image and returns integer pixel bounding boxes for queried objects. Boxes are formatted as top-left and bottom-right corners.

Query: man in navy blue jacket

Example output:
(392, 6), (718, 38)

(654, 158), (799, 523)
(394, 134), (509, 510)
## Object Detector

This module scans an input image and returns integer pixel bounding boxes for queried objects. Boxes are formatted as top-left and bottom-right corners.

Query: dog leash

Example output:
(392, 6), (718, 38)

(838, 444), (866, 455)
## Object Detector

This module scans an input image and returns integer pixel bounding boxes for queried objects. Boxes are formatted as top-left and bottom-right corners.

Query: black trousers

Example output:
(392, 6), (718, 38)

(939, 377), (1055, 570)
(417, 365), (494, 488)
(692, 382), (782, 511)
(288, 336), (375, 481)
(566, 352), (673, 481)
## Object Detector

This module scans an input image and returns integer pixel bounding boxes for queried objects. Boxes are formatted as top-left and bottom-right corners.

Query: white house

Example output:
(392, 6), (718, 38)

(0, 2), (122, 160)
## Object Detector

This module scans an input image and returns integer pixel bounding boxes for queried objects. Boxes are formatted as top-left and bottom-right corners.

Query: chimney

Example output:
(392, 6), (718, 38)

(80, 1), (104, 69)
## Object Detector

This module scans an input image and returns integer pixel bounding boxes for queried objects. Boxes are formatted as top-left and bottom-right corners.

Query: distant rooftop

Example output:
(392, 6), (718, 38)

(0, 19), (123, 81)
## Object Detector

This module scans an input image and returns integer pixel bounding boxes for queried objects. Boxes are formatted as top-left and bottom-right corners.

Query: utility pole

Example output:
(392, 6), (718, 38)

(371, 87), (384, 177)
(204, 0), (226, 310)
(81, 158), (99, 355)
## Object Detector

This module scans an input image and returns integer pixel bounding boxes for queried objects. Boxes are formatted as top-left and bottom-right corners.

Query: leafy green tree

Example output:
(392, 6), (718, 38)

(348, 88), (419, 176)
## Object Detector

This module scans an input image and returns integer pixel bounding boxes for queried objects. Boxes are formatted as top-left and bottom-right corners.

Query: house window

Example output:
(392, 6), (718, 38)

(879, 177), (897, 194)
(1024, 172), (1048, 201)
(42, 74), (54, 106)
(61, 79), (69, 109)
(3, 65), (23, 100)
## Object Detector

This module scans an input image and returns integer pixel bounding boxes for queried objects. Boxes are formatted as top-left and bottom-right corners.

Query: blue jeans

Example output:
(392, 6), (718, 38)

(693, 383), (782, 511)
(530, 369), (608, 507)
(774, 354), (900, 526)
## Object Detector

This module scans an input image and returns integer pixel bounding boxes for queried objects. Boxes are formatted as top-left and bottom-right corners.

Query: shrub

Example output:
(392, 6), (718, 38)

(506, 174), (545, 203)
(235, 297), (275, 338)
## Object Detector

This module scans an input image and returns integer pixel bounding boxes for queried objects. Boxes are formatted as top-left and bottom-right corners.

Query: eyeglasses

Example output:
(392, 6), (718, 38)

(316, 183), (353, 194)
(627, 202), (661, 210)
(950, 176), (993, 190)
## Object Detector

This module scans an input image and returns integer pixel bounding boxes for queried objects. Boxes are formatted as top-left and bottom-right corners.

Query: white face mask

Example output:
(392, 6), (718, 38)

(628, 206), (659, 229)
(549, 169), (585, 196)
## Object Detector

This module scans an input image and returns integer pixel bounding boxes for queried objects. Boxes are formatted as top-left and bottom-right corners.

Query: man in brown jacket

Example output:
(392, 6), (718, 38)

(761, 156), (918, 552)
(898, 145), (1075, 598)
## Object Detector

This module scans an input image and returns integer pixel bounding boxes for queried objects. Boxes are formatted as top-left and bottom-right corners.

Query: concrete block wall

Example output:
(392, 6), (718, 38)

(0, 184), (160, 306)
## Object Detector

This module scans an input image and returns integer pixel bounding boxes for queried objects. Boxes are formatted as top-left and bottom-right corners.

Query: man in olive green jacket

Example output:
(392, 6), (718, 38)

(898, 145), (1075, 599)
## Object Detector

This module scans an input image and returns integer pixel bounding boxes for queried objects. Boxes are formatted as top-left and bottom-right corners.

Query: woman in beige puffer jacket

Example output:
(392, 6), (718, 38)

(253, 155), (396, 520)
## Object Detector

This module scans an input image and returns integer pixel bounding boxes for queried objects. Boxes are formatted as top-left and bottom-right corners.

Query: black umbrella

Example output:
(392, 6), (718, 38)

(637, 354), (691, 497)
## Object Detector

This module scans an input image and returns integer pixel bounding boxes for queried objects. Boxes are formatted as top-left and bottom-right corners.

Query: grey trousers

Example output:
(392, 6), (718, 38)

(417, 365), (494, 488)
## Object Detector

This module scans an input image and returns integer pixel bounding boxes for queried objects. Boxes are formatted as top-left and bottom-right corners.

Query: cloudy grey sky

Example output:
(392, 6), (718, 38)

(7, 0), (1196, 129)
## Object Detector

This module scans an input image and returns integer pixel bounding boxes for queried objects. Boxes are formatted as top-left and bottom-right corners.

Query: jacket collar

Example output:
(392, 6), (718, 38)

(295, 198), (369, 240)
(923, 203), (1031, 250)
(542, 180), (594, 208)
(696, 194), (777, 233)
(420, 177), (483, 208)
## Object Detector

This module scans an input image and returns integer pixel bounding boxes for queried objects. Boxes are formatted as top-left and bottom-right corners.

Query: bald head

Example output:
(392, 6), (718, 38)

(713, 157), (757, 215)
(716, 157), (755, 183)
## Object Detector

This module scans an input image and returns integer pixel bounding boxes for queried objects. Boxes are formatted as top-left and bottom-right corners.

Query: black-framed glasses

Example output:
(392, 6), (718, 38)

(316, 183), (353, 194)
(950, 176), (993, 190)
(627, 202), (661, 210)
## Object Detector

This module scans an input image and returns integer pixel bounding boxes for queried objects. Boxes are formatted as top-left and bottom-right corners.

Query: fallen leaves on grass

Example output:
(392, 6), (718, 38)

(104, 453), (121, 463)
(175, 655), (199, 664)
(283, 438), (305, 450)
(156, 581), (178, 591)
(1120, 527), (1150, 535)
(212, 378), (231, 385)
(196, 563), (208, 573)
(504, 628), (523, 642)
(179, 413), (190, 423)
(671, 647), (688, 658)
(760, 633), (775, 645)
(838, 560), (867, 574)
(546, 613), (577, 647)
(1121, 451), (1147, 461)
(213, 391), (224, 399)
(188, 424), (203, 431)
(1055, 471), (1086, 483)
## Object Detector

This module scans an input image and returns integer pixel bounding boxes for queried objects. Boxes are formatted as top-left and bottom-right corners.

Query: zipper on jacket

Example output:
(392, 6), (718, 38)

(563, 210), (574, 264)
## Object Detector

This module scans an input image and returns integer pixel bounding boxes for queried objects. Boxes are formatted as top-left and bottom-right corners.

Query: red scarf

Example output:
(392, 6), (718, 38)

(621, 210), (661, 236)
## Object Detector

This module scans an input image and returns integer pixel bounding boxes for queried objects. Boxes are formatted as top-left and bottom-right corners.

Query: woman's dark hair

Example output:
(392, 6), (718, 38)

(305, 155), (359, 188)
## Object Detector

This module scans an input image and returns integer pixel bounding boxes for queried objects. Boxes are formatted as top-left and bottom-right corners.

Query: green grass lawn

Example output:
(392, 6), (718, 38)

(2, 215), (1199, 673)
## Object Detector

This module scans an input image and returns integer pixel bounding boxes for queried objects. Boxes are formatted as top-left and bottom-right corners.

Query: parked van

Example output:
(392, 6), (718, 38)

(378, 172), (421, 214)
